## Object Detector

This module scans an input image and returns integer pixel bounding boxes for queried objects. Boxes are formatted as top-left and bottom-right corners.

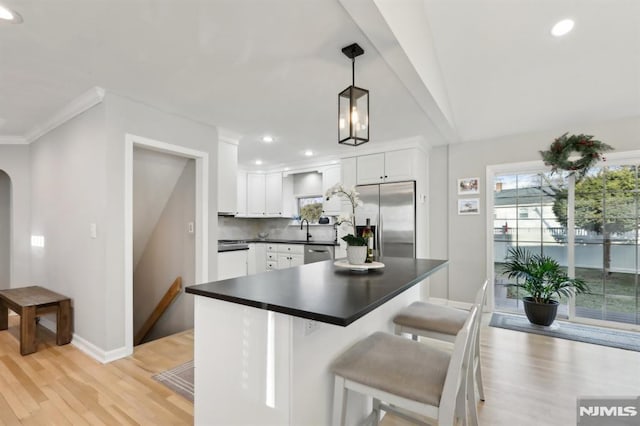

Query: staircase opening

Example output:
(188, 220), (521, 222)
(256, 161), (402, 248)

(132, 147), (196, 345)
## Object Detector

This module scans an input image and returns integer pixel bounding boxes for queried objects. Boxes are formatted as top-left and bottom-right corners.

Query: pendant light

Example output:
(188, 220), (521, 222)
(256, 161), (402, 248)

(338, 43), (369, 146)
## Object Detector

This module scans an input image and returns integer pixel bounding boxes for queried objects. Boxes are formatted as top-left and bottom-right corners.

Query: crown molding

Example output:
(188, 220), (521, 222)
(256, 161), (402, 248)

(0, 136), (28, 145)
(24, 86), (106, 143)
(218, 127), (242, 145)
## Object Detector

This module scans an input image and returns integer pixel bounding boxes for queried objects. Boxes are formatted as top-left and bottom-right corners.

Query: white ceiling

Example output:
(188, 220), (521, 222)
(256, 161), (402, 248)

(1, 0), (638, 169)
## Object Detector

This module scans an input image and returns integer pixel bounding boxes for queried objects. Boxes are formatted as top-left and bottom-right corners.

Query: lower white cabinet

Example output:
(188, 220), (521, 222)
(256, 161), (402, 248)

(266, 244), (304, 271)
(218, 250), (248, 280)
(248, 243), (266, 275)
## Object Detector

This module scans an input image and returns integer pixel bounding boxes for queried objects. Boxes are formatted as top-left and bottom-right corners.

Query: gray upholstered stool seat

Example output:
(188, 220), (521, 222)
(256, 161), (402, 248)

(394, 302), (468, 336)
(331, 331), (451, 406)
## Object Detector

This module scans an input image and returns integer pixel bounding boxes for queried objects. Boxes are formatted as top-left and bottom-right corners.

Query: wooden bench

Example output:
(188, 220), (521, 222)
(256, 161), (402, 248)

(0, 286), (72, 355)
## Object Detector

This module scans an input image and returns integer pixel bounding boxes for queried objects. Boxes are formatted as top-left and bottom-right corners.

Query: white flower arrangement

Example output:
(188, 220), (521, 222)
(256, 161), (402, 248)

(324, 183), (366, 246)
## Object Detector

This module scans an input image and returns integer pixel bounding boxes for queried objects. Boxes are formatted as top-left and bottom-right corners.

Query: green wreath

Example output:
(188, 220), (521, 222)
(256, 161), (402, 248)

(540, 133), (613, 179)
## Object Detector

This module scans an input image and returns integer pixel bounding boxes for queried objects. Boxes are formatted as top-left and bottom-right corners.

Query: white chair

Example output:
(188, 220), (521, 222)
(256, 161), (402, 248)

(330, 306), (479, 426)
(393, 280), (488, 405)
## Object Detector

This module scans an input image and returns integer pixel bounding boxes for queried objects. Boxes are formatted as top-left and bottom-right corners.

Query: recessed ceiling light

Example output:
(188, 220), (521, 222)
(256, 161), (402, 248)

(304, 150), (313, 157)
(0, 4), (23, 23)
(551, 19), (574, 37)
(262, 135), (273, 143)
(255, 160), (263, 165)
(331, 160), (339, 164)
(284, 167), (290, 171)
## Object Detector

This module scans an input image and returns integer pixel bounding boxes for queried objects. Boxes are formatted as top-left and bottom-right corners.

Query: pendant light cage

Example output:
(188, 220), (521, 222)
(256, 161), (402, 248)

(338, 43), (369, 146)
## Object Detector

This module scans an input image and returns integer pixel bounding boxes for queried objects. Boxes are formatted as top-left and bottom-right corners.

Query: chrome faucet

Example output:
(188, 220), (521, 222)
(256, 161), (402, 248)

(300, 219), (311, 242)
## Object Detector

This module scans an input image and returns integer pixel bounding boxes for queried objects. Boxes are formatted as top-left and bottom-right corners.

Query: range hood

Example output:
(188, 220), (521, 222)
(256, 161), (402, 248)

(217, 211), (236, 217)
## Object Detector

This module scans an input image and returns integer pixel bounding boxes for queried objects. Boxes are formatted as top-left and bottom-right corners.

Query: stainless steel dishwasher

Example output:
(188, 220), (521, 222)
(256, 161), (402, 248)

(303, 245), (334, 264)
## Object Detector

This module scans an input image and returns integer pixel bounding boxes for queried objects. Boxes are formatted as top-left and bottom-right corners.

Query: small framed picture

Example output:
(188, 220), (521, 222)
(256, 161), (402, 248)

(457, 177), (480, 195)
(458, 198), (480, 215)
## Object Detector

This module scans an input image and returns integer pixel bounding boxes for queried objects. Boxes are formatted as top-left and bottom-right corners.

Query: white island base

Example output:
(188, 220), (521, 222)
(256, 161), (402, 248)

(193, 284), (421, 425)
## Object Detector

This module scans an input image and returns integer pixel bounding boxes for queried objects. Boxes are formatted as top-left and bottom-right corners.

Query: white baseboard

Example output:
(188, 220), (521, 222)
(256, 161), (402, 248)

(39, 317), (131, 364)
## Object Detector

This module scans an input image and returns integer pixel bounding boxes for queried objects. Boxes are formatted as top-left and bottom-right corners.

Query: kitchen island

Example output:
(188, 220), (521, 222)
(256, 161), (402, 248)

(186, 257), (447, 425)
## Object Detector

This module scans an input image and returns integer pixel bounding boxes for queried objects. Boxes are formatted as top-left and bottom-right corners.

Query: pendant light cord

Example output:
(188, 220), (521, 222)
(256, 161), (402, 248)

(352, 57), (355, 87)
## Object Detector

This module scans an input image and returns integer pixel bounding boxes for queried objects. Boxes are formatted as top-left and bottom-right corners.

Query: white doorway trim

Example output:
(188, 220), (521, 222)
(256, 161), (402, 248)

(124, 133), (209, 357)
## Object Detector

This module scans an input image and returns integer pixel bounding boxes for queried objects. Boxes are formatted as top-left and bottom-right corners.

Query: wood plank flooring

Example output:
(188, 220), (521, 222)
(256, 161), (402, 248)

(1, 314), (639, 425)
(0, 315), (193, 425)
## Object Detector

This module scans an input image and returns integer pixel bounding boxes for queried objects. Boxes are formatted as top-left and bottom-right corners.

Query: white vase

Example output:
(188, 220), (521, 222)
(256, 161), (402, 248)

(346, 245), (367, 265)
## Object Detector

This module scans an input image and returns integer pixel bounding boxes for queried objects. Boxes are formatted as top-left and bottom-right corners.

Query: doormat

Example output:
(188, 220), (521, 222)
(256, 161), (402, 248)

(489, 312), (640, 352)
(152, 360), (194, 402)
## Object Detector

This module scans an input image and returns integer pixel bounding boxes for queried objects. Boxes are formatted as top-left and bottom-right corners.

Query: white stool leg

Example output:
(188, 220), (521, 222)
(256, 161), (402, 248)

(475, 348), (485, 401)
(332, 376), (347, 426)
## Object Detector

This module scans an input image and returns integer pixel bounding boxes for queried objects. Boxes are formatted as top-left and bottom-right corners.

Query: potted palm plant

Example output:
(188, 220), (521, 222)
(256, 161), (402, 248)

(502, 247), (589, 326)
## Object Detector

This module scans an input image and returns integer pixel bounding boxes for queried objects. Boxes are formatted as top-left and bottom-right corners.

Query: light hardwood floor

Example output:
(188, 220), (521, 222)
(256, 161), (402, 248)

(1, 314), (639, 425)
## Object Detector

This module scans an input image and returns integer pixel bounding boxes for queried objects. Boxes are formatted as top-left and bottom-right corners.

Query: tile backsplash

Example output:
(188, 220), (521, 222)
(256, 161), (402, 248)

(218, 217), (337, 242)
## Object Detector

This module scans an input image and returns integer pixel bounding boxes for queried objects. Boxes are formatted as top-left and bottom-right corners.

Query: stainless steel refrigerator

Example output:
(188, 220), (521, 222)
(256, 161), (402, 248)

(355, 181), (416, 259)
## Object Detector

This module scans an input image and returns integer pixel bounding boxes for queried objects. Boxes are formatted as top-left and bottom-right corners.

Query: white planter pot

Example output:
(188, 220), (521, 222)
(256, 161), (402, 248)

(346, 245), (367, 265)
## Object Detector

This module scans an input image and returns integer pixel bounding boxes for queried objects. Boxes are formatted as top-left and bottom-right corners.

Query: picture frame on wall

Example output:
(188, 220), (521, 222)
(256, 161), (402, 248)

(457, 177), (480, 195)
(458, 198), (480, 215)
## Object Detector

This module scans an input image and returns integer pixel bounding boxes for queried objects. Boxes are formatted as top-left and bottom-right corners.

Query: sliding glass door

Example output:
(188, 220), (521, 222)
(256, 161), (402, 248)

(493, 171), (569, 317)
(573, 165), (639, 324)
(493, 163), (640, 326)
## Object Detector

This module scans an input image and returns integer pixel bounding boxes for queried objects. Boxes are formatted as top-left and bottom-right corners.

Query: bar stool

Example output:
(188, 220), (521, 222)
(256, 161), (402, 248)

(330, 306), (479, 426)
(393, 280), (488, 403)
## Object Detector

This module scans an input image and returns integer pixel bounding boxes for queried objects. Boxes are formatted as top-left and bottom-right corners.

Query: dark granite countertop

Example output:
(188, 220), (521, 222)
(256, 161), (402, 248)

(249, 239), (339, 246)
(186, 257), (447, 326)
(218, 245), (250, 253)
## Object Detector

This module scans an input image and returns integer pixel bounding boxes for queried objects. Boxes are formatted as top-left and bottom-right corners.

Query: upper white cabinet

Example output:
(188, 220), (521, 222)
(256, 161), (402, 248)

(246, 172), (283, 216)
(356, 149), (416, 185)
(217, 139), (238, 214)
(321, 165), (341, 216)
(247, 173), (266, 215)
(237, 170), (247, 216)
(341, 157), (357, 189)
(265, 172), (283, 215)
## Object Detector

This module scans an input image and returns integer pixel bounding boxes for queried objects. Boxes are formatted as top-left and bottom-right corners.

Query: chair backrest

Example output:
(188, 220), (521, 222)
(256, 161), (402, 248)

(438, 305), (479, 420)
(474, 279), (489, 311)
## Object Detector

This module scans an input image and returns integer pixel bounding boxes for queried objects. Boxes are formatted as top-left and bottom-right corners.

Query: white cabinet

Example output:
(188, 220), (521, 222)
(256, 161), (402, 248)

(247, 173), (266, 215)
(265, 172), (283, 215)
(341, 157), (357, 189)
(218, 140), (238, 214)
(248, 243), (266, 275)
(218, 250), (248, 280)
(266, 244), (304, 270)
(322, 165), (342, 216)
(237, 170), (247, 216)
(246, 172), (283, 216)
(356, 149), (416, 184)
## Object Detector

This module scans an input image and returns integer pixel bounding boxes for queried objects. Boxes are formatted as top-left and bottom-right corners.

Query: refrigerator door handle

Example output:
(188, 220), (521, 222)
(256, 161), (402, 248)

(378, 214), (384, 259)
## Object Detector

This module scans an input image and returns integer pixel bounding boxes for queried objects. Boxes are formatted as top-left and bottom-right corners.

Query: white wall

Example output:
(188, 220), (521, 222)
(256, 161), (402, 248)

(103, 93), (218, 352)
(132, 147), (188, 269)
(0, 171), (11, 288)
(433, 115), (640, 303)
(134, 159), (195, 343)
(30, 103), (109, 346)
(29, 92), (218, 356)
(0, 145), (30, 285)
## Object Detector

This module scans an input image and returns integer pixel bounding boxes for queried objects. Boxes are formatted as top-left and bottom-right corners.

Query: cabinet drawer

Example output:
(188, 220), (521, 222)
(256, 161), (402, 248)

(266, 244), (278, 253)
(277, 244), (304, 255)
(266, 261), (278, 270)
(266, 252), (277, 262)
